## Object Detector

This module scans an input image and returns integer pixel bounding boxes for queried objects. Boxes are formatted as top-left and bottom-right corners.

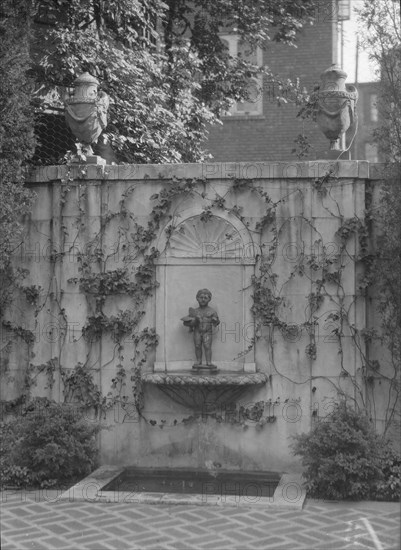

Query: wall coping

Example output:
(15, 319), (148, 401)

(25, 160), (376, 184)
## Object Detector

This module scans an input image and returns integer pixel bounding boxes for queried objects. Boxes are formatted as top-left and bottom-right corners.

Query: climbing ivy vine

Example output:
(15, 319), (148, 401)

(1, 165), (399, 439)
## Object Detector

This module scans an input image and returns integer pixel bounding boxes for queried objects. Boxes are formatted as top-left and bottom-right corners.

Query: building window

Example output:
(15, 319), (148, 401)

(220, 34), (263, 116)
(370, 94), (378, 122)
(337, 0), (351, 21)
(365, 143), (378, 163)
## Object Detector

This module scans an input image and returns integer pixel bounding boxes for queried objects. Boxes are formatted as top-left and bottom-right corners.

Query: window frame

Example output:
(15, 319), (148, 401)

(220, 34), (264, 117)
(369, 93), (378, 123)
(364, 142), (379, 163)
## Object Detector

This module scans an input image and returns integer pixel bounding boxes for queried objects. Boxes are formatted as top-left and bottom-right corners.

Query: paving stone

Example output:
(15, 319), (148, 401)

(190, 509), (223, 520)
(3, 518), (32, 530)
(142, 517), (179, 529)
(0, 497), (31, 506)
(322, 509), (363, 520)
(291, 515), (333, 528)
(34, 515), (66, 527)
(3, 507), (34, 517)
(377, 534), (401, 547)
(249, 539), (296, 550)
(238, 511), (269, 522)
(119, 523), (152, 534)
(174, 509), (203, 519)
(163, 526), (198, 539)
(53, 507), (92, 518)
(197, 516), (230, 528)
(222, 530), (254, 542)
(178, 523), (211, 535)
(368, 517), (400, 529)
(128, 530), (169, 542)
(72, 533), (114, 546)
(60, 519), (91, 531)
(19, 504), (57, 515)
(0, 541), (23, 550)
(163, 542), (192, 550)
(4, 528), (43, 540)
(1, 496), (400, 550)
(198, 541), (234, 550)
(68, 529), (101, 540)
(43, 523), (72, 535)
(295, 531), (331, 545)
(37, 536), (75, 548)
(386, 512), (401, 519)
(114, 509), (151, 520)
(83, 543), (114, 550)
(212, 522), (247, 534)
(141, 538), (172, 548)
(241, 526), (272, 539)
(104, 524), (138, 538)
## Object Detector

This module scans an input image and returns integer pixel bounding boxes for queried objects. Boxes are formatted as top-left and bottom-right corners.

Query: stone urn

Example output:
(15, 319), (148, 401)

(64, 73), (109, 161)
(315, 65), (358, 152)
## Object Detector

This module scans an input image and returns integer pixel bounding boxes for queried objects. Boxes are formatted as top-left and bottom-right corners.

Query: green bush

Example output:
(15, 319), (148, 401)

(291, 402), (400, 501)
(0, 398), (100, 488)
(372, 446), (401, 502)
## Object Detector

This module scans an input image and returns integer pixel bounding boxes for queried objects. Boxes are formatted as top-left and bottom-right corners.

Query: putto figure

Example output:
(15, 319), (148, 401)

(181, 289), (220, 371)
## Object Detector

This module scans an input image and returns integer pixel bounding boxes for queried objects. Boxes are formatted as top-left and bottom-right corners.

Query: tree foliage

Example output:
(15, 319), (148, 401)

(29, 0), (315, 163)
(356, 0), (401, 332)
(357, 0), (401, 162)
(0, 0), (36, 316)
(356, 0), (401, 433)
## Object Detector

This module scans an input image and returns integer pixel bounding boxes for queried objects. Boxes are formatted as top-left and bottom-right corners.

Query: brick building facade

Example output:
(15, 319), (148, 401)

(34, 0), (374, 165)
(204, 1), (340, 162)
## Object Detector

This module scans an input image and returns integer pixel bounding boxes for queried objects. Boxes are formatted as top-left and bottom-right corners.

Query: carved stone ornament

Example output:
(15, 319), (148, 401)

(64, 72), (109, 157)
(314, 65), (358, 151)
(167, 215), (243, 259)
(143, 372), (268, 410)
(154, 213), (256, 375)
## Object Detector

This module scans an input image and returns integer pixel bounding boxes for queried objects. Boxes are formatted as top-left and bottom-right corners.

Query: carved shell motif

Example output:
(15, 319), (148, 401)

(168, 215), (244, 259)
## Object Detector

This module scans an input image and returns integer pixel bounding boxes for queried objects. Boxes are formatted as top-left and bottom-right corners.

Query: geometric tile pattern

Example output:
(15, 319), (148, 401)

(1, 491), (400, 550)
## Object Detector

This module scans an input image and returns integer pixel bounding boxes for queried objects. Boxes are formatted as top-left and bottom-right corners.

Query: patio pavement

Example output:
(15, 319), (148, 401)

(1, 490), (400, 550)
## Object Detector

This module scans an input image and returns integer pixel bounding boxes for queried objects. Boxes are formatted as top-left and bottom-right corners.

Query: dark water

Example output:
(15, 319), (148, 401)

(101, 468), (280, 498)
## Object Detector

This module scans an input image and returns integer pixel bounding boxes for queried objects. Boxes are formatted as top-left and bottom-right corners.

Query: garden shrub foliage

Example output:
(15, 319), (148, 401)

(373, 446), (401, 502)
(291, 402), (400, 501)
(0, 398), (99, 489)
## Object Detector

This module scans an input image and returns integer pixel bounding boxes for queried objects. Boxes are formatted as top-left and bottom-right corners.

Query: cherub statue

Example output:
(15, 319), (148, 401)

(181, 289), (220, 370)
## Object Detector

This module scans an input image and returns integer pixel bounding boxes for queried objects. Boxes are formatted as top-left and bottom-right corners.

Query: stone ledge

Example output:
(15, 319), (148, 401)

(142, 372), (268, 386)
(25, 160), (373, 183)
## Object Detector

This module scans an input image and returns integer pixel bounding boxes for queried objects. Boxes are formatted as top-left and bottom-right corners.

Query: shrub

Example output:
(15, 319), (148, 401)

(372, 446), (401, 502)
(291, 402), (400, 501)
(0, 398), (100, 489)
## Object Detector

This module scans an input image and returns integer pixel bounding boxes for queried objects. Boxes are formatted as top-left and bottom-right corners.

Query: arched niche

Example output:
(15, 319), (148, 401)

(154, 211), (256, 373)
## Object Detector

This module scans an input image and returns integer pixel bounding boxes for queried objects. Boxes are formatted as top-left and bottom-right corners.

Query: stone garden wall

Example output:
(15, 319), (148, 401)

(1, 160), (393, 473)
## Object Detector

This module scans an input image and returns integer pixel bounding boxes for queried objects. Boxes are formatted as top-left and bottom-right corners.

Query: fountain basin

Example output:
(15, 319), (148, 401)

(102, 467), (280, 498)
(58, 466), (306, 509)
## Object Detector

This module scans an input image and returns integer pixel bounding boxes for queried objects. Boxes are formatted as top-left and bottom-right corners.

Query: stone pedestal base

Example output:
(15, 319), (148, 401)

(315, 149), (351, 160)
(71, 155), (106, 165)
(192, 364), (218, 373)
(154, 361), (256, 373)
